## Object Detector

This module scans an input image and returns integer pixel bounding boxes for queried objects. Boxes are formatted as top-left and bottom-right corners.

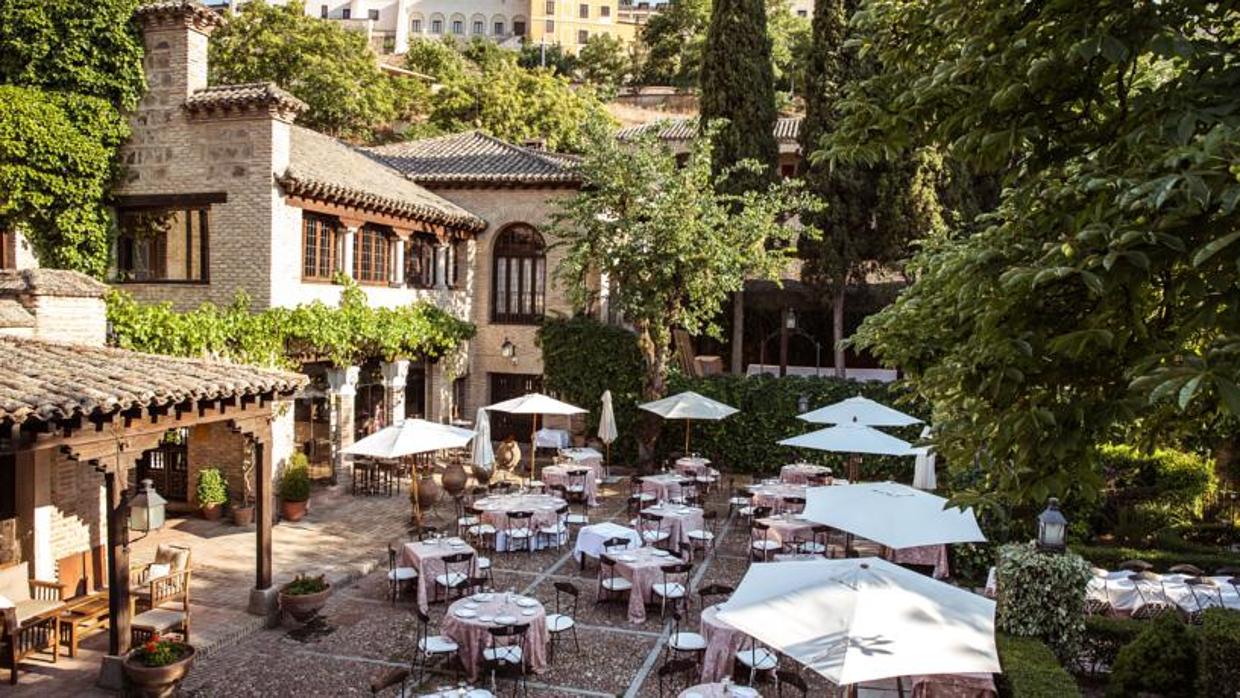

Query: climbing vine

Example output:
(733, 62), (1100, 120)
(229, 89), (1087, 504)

(107, 277), (475, 369)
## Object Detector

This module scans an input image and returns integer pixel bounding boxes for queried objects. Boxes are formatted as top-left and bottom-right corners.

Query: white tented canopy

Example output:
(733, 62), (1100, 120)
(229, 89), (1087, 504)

(717, 558), (999, 686)
(598, 390), (619, 445)
(486, 392), (587, 416)
(803, 482), (985, 549)
(342, 418), (475, 459)
(799, 395), (922, 427)
(638, 391), (739, 421)
(778, 423), (914, 456)
(471, 408), (495, 469)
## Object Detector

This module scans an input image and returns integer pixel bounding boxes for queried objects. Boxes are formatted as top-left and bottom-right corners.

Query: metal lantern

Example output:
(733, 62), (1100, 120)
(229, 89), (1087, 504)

(130, 478), (167, 534)
(797, 395), (810, 414)
(500, 338), (516, 364)
(1036, 497), (1067, 553)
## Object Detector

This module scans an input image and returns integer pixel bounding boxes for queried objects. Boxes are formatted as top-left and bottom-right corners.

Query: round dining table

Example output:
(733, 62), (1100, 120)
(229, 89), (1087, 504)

(473, 493), (567, 551)
(699, 605), (749, 683)
(746, 482), (806, 511)
(440, 592), (551, 682)
(679, 683), (762, 697)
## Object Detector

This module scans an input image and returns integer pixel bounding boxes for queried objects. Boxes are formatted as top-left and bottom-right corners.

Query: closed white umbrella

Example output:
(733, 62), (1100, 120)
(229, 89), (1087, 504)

(911, 447), (937, 490)
(803, 482), (984, 550)
(598, 390), (619, 475)
(486, 392), (587, 481)
(471, 408), (495, 470)
(799, 395), (922, 427)
(639, 390), (738, 453)
(718, 557), (999, 687)
(341, 418), (475, 459)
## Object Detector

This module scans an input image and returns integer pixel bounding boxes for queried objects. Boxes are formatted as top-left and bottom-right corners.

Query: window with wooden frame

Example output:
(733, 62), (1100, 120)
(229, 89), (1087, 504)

(445, 240), (461, 289)
(302, 214), (341, 281)
(116, 207), (209, 283)
(404, 235), (436, 288)
(0, 230), (13, 270)
(492, 224), (546, 324)
(353, 225), (393, 285)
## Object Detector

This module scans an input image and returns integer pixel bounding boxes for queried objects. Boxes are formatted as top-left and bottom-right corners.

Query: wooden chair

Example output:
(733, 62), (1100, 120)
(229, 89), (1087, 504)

(0, 562), (64, 685)
(130, 543), (191, 615)
(131, 569), (192, 646)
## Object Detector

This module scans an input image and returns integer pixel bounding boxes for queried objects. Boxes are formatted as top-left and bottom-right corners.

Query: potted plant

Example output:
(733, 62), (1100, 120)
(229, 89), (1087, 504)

(279, 454), (311, 522)
(195, 468), (228, 521)
(278, 573), (331, 623)
(232, 441), (256, 526)
(123, 633), (195, 698)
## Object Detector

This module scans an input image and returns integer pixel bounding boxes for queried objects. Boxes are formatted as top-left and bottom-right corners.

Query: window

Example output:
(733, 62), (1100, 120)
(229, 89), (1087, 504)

(492, 224), (546, 324)
(368, 9), (379, 20)
(494, 20), (505, 35)
(514, 20), (526, 35)
(545, 19), (554, 31)
(431, 19), (443, 33)
(780, 162), (798, 179)
(796, 9), (807, 17)
(116, 207), (209, 283)
(320, 4), (328, 18)
(353, 225), (392, 285)
(0, 454), (14, 521)
(473, 20), (484, 34)
(579, 3), (589, 18)
(411, 18), (422, 33)
(302, 214), (340, 280)
(545, 1), (555, 13)
(404, 236), (435, 288)
(445, 241), (460, 288)
(341, 8), (350, 19)
(451, 19), (463, 34)
(0, 230), (13, 270)
(601, 5), (610, 17)
(578, 29), (588, 44)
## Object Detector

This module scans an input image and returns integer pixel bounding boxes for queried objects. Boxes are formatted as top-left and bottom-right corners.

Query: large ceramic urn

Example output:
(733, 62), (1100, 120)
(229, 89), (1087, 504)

(441, 462), (468, 497)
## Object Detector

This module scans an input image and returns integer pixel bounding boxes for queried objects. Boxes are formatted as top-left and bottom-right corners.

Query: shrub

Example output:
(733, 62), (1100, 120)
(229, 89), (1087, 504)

(282, 574), (328, 596)
(1198, 608), (1240, 697)
(995, 542), (1092, 661)
(1074, 544), (1240, 575)
(279, 459), (312, 503)
(1085, 444), (1216, 543)
(1082, 616), (1143, 674)
(995, 633), (1081, 698)
(195, 468), (228, 507)
(1107, 615), (1198, 698)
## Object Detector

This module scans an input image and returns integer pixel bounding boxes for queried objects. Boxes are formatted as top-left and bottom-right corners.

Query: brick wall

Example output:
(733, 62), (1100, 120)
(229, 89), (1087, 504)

(48, 452), (104, 565)
(187, 422), (249, 506)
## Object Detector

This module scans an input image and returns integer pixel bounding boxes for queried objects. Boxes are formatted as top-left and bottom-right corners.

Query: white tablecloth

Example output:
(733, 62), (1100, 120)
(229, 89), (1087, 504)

(535, 428), (571, 449)
(560, 446), (603, 464)
(573, 522), (641, 562)
(1088, 572), (1240, 615)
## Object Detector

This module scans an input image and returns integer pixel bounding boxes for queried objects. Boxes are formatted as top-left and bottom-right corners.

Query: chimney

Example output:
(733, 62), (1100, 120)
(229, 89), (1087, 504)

(133, 1), (224, 101)
(523, 138), (547, 151)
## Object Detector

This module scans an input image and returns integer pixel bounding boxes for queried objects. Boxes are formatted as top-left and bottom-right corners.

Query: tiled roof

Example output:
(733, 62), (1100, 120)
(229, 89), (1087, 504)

(616, 116), (803, 143)
(0, 300), (33, 329)
(0, 269), (109, 299)
(280, 126), (486, 231)
(367, 131), (581, 187)
(0, 336), (307, 426)
(185, 82), (308, 116)
(135, 0), (224, 29)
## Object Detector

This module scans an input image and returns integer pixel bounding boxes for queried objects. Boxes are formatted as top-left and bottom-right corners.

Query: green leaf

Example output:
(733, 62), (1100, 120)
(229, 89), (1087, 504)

(1177, 375), (1203, 410)
(1214, 376), (1240, 415)
(1190, 231), (1240, 267)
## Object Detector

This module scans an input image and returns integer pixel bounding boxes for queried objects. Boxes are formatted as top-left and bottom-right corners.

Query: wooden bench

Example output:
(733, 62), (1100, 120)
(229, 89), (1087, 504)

(58, 593), (109, 659)
(0, 562), (65, 685)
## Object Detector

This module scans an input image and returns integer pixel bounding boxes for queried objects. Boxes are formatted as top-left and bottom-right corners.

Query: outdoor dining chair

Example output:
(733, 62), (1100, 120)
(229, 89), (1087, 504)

(1185, 577), (1224, 623)
(638, 512), (673, 549)
(465, 505), (497, 551)
(686, 510), (719, 559)
(537, 505), (570, 550)
(547, 581), (580, 661)
(412, 607), (459, 687)
(665, 609), (706, 666)
(652, 562), (691, 620)
(795, 524), (832, 557)
(454, 496), (480, 538)
(433, 552), (475, 604)
(735, 636), (779, 685)
(504, 511), (535, 554)
(483, 623), (530, 697)
(781, 496), (806, 515)
(697, 583), (734, 620)
(386, 543), (418, 603)
(566, 469), (589, 500)
(749, 521), (781, 563)
(629, 476), (656, 514)
(596, 553), (633, 612)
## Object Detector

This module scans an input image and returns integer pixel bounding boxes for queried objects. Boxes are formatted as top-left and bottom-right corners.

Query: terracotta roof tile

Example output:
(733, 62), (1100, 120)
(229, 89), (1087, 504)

(0, 300), (33, 329)
(616, 116), (802, 143)
(0, 269), (109, 299)
(185, 82), (308, 116)
(281, 126), (486, 231)
(0, 337), (307, 426)
(135, 0), (224, 29)
(367, 131), (581, 187)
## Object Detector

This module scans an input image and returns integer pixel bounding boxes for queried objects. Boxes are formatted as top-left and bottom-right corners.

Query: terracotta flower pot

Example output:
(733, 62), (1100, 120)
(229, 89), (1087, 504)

(200, 503), (222, 521)
(278, 583), (332, 623)
(471, 461), (494, 485)
(442, 462), (468, 497)
(232, 505), (254, 526)
(414, 474), (441, 508)
(123, 644), (196, 698)
(281, 499), (307, 522)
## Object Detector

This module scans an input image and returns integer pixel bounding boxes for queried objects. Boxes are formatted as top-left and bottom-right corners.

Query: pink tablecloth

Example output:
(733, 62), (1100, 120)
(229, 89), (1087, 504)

(542, 464), (598, 506)
(780, 463), (832, 485)
(700, 605), (747, 683)
(679, 683), (761, 697)
(891, 545), (950, 579)
(608, 546), (681, 623)
(642, 474), (688, 502)
(474, 493), (567, 551)
(441, 594), (550, 682)
(400, 539), (477, 612)
(675, 457), (712, 476)
(746, 483), (806, 512)
(642, 504), (705, 552)
(755, 516), (814, 547)
(910, 673), (997, 698)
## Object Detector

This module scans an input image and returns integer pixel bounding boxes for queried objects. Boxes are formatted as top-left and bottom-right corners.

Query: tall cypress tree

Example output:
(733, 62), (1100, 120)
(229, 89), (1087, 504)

(699, 0), (779, 194)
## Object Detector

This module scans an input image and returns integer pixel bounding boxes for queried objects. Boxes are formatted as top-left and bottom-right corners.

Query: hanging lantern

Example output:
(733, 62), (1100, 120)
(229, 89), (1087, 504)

(1036, 497), (1067, 553)
(130, 478), (167, 534)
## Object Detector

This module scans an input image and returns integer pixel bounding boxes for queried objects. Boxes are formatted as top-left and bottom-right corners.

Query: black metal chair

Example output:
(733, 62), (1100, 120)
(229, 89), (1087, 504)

(735, 636), (779, 685)
(433, 551), (475, 604)
(386, 543), (417, 603)
(652, 562), (691, 620)
(795, 524), (832, 557)
(547, 581), (581, 661)
(665, 609), (706, 665)
(697, 582), (734, 619)
(750, 521), (780, 562)
(686, 510), (719, 560)
(1129, 571), (1176, 620)
(483, 623), (530, 696)
(537, 504), (570, 550)
(639, 511), (673, 549)
(596, 553), (633, 613)
(411, 607), (459, 686)
(504, 510), (535, 554)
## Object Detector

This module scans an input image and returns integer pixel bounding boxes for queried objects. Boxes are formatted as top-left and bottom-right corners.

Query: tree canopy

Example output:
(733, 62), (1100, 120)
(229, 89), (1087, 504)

(819, 1), (1240, 508)
(636, 0), (711, 88)
(209, 0), (421, 139)
(576, 33), (630, 99)
(549, 123), (812, 463)
(0, 0), (145, 276)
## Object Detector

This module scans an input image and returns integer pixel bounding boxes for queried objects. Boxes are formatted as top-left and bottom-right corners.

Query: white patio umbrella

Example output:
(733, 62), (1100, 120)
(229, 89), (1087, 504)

(341, 418), (476, 459)
(638, 390), (738, 453)
(717, 557), (999, 687)
(471, 408), (495, 474)
(803, 482), (985, 550)
(911, 447), (937, 490)
(799, 395), (922, 427)
(486, 392), (587, 481)
(598, 390), (619, 475)
(779, 422), (914, 482)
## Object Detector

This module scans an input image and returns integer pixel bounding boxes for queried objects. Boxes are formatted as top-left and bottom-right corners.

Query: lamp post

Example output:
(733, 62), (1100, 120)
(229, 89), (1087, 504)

(1036, 497), (1068, 553)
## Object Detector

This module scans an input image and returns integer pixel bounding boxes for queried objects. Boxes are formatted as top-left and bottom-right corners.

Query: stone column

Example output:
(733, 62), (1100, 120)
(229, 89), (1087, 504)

(428, 361), (451, 422)
(434, 241), (449, 290)
(391, 238), (405, 287)
(341, 225), (358, 279)
(381, 360), (409, 425)
(326, 365), (359, 486)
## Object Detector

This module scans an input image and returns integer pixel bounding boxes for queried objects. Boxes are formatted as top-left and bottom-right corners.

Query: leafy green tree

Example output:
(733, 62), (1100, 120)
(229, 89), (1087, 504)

(821, 1), (1240, 508)
(576, 33), (630, 99)
(766, 0), (811, 96)
(549, 124), (812, 465)
(517, 41), (578, 77)
(405, 37), (468, 81)
(699, 0), (778, 193)
(209, 0), (407, 138)
(0, 0), (144, 276)
(636, 0), (710, 87)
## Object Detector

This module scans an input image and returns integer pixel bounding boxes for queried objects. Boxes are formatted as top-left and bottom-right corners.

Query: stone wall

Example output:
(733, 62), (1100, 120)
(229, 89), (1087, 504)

(187, 421), (249, 507)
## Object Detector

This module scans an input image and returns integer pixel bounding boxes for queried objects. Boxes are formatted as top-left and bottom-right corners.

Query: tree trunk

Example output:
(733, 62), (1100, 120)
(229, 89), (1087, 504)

(636, 324), (669, 472)
(730, 290), (744, 374)
(833, 285), (846, 379)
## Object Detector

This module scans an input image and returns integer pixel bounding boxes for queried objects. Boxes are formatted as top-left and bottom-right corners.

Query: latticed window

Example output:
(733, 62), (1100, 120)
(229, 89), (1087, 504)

(302, 214), (340, 280)
(492, 224), (546, 324)
(405, 235), (436, 288)
(354, 225), (392, 285)
(116, 207), (209, 283)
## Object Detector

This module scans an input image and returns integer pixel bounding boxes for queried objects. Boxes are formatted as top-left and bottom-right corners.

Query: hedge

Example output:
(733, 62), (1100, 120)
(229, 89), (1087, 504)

(1107, 615), (1198, 698)
(1198, 608), (1240, 697)
(995, 633), (1081, 698)
(1081, 444), (1217, 544)
(1074, 544), (1240, 575)
(1082, 616), (1144, 674)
